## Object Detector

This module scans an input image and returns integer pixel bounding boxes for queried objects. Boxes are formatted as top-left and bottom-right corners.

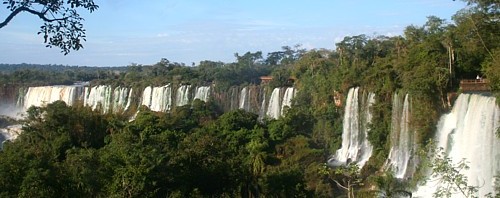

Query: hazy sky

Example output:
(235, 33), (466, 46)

(0, 0), (467, 66)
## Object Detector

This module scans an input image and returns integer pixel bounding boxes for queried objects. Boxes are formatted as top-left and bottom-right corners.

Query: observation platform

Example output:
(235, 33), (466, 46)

(259, 76), (296, 84)
(459, 79), (490, 92)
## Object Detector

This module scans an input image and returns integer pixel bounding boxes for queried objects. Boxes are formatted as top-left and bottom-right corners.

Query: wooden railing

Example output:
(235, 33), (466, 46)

(460, 79), (490, 92)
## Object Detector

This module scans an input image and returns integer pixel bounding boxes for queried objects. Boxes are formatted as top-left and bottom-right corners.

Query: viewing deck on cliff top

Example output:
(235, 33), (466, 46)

(460, 79), (490, 92)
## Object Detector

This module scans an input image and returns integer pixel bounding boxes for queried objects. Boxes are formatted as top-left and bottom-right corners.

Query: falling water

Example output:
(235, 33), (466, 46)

(239, 87), (250, 111)
(266, 88), (281, 119)
(112, 87), (132, 113)
(281, 87), (295, 114)
(24, 85), (83, 110)
(414, 94), (500, 197)
(384, 93), (416, 179)
(176, 85), (191, 107)
(330, 88), (375, 167)
(150, 85), (172, 112)
(141, 86), (153, 108)
(193, 86), (211, 102)
(84, 85), (113, 113)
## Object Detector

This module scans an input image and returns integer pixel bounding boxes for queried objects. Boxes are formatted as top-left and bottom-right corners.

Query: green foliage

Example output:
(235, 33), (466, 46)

(1, 0), (98, 54)
(426, 147), (480, 198)
(368, 171), (412, 198)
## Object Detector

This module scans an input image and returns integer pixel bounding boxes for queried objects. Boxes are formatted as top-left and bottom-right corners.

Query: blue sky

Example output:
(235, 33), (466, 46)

(0, 0), (467, 66)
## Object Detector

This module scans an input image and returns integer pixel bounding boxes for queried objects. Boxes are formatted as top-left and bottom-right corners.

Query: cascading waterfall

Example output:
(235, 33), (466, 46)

(84, 85), (113, 113)
(259, 88), (267, 119)
(124, 88), (133, 111)
(281, 87), (295, 114)
(17, 84), (296, 118)
(384, 93), (417, 179)
(24, 85), (83, 110)
(266, 88), (281, 119)
(141, 86), (153, 108)
(150, 85), (172, 112)
(414, 94), (500, 197)
(176, 85), (191, 106)
(330, 87), (375, 167)
(239, 87), (250, 111)
(112, 87), (132, 113)
(193, 86), (210, 102)
(360, 92), (375, 166)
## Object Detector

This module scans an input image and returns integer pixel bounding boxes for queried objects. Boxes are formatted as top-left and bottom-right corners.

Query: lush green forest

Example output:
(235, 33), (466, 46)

(0, 0), (499, 197)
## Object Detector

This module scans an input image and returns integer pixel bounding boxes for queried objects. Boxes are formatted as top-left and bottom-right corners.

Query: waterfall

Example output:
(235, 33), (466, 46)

(259, 88), (267, 119)
(239, 87), (250, 111)
(141, 86), (153, 108)
(151, 85), (173, 112)
(112, 87), (132, 113)
(360, 92), (375, 166)
(124, 88), (133, 111)
(384, 93), (416, 179)
(266, 88), (281, 119)
(194, 86), (211, 102)
(140, 85), (173, 112)
(24, 85), (83, 110)
(414, 94), (500, 197)
(84, 85), (113, 113)
(176, 85), (191, 107)
(330, 88), (375, 167)
(281, 87), (295, 114)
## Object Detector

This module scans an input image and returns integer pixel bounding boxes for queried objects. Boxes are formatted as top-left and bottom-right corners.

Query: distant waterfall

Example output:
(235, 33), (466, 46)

(259, 88), (267, 119)
(414, 94), (500, 197)
(193, 86), (210, 102)
(141, 86), (153, 108)
(266, 88), (282, 119)
(330, 87), (375, 167)
(239, 87), (250, 111)
(281, 87), (295, 114)
(150, 85), (172, 112)
(140, 85), (173, 112)
(176, 85), (191, 106)
(112, 87), (132, 113)
(384, 93), (417, 179)
(24, 85), (83, 110)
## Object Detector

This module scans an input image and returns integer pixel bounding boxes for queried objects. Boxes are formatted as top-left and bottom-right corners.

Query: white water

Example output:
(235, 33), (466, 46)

(140, 85), (173, 112)
(331, 88), (375, 167)
(239, 87), (250, 111)
(176, 85), (191, 106)
(415, 94), (500, 197)
(266, 88), (281, 119)
(150, 85), (172, 112)
(84, 85), (113, 113)
(141, 86), (153, 108)
(259, 89), (267, 119)
(194, 86), (211, 102)
(112, 87), (132, 113)
(24, 85), (83, 110)
(385, 93), (416, 179)
(0, 124), (22, 149)
(281, 87), (295, 114)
